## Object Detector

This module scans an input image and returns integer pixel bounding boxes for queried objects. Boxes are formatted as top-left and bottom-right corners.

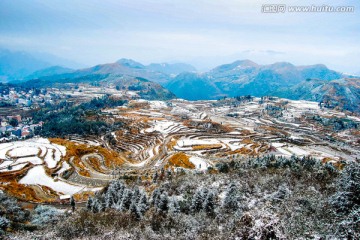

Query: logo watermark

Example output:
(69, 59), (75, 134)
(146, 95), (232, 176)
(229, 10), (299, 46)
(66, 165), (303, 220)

(262, 4), (355, 13)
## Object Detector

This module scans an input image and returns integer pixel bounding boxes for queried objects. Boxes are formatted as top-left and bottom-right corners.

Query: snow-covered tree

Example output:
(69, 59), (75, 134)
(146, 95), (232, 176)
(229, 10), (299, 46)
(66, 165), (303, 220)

(91, 198), (104, 213)
(151, 188), (161, 207)
(129, 201), (141, 220)
(105, 190), (115, 209)
(191, 189), (204, 213)
(331, 162), (360, 213)
(157, 193), (169, 213)
(0, 216), (9, 231)
(169, 196), (180, 214)
(223, 182), (239, 211)
(137, 193), (149, 216)
(203, 191), (215, 216)
(201, 188), (209, 199)
(132, 186), (141, 204)
(120, 189), (133, 212)
(86, 197), (93, 211)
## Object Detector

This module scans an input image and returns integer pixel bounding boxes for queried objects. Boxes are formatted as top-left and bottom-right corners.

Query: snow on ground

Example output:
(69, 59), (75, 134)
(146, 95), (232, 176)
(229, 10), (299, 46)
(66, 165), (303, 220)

(221, 139), (244, 151)
(171, 106), (192, 116)
(189, 156), (208, 170)
(0, 144), (14, 159)
(54, 144), (66, 158)
(0, 138), (66, 169)
(276, 147), (293, 156)
(287, 146), (309, 156)
(44, 149), (57, 169)
(56, 161), (71, 175)
(0, 163), (28, 172)
(179, 138), (220, 147)
(130, 159), (149, 167)
(16, 156), (43, 165)
(145, 120), (181, 134)
(126, 91), (138, 96)
(149, 101), (168, 109)
(39, 146), (48, 158)
(19, 165), (84, 195)
(0, 160), (13, 169)
(8, 146), (39, 157)
(288, 100), (319, 110)
(272, 142), (285, 148)
(111, 132), (118, 141)
(33, 138), (50, 144)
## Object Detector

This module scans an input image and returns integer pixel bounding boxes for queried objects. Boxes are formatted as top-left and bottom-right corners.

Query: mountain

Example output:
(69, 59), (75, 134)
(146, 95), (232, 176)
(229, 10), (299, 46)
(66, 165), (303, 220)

(147, 63), (196, 75)
(276, 78), (360, 112)
(166, 72), (222, 100)
(117, 59), (145, 69)
(166, 60), (346, 100)
(24, 66), (74, 80)
(21, 60), (175, 100)
(0, 49), (50, 82)
(66, 59), (171, 84)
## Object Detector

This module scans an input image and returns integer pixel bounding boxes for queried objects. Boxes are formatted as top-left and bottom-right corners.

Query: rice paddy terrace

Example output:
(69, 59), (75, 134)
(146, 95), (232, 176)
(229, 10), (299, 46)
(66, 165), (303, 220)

(1, 97), (359, 203)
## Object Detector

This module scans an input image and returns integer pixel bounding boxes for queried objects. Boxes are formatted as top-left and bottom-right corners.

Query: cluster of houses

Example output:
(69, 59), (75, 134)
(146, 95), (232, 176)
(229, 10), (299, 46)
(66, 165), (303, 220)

(0, 115), (43, 142)
(0, 88), (64, 108)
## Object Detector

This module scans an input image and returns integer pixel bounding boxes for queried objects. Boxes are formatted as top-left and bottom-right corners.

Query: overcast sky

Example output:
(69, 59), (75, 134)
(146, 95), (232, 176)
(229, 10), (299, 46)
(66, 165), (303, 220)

(0, 0), (359, 73)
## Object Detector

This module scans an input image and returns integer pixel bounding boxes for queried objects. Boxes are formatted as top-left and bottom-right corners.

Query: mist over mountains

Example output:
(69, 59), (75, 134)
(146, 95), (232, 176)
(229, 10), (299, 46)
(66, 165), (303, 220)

(1, 48), (359, 112)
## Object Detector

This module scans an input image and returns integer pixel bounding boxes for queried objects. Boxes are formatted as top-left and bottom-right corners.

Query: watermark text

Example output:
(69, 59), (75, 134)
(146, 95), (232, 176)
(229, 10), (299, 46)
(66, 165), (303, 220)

(262, 4), (355, 13)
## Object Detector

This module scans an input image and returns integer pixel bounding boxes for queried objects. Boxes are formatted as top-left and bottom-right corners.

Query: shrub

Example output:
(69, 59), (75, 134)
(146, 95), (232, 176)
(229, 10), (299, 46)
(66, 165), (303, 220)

(31, 205), (62, 226)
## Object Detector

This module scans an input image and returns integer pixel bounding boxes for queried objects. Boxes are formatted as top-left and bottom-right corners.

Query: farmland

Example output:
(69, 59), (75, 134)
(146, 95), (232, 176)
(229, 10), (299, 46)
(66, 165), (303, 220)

(1, 96), (359, 203)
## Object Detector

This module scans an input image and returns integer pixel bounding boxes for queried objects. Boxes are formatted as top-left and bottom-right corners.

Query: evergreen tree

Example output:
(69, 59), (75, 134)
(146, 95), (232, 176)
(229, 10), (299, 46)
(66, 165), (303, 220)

(129, 201), (141, 220)
(157, 192), (169, 212)
(92, 198), (104, 213)
(105, 189), (115, 208)
(223, 182), (239, 212)
(120, 189), (133, 212)
(201, 188), (209, 199)
(169, 196), (180, 214)
(132, 186), (141, 204)
(113, 181), (125, 203)
(86, 197), (93, 211)
(191, 189), (204, 213)
(137, 193), (149, 216)
(203, 191), (215, 216)
(151, 188), (161, 206)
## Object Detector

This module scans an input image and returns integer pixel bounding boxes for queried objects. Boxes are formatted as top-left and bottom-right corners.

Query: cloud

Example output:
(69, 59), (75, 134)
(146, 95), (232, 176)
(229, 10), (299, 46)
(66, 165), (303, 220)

(0, 0), (358, 73)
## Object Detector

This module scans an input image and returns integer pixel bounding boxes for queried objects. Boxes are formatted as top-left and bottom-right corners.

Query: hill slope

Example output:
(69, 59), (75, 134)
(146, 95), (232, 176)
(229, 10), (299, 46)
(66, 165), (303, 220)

(277, 78), (360, 112)
(166, 60), (345, 100)
(0, 49), (50, 82)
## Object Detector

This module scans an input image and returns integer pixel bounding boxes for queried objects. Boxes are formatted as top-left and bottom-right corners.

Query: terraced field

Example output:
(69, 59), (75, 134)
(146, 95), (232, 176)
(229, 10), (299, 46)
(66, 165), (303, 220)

(1, 98), (359, 203)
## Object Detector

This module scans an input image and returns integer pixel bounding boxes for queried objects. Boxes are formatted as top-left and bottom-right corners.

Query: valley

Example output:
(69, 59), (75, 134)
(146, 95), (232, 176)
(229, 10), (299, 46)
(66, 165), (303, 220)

(1, 93), (359, 203)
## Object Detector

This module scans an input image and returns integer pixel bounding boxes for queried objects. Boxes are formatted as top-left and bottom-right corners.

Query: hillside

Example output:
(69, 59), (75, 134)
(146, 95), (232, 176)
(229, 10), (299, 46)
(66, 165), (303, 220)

(165, 72), (223, 100)
(276, 78), (360, 112)
(166, 60), (345, 100)
(0, 49), (50, 82)
(17, 58), (360, 112)
(24, 66), (74, 80)
(22, 72), (175, 101)
(147, 62), (196, 75)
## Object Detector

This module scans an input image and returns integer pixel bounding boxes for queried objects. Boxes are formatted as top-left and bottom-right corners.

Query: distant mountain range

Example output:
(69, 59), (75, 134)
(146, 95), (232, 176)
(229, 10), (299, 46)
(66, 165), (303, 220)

(1, 48), (359, 112)
(0, 49), (81, 82)
(165, 60), (345, 100)
(0, 49), (196, 83)
(0, 49), (50, 82)
(165, 60), (360, 112)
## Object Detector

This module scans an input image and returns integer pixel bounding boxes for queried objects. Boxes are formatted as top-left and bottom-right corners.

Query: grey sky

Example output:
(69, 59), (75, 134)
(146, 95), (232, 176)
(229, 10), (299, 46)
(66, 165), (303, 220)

(0, 0), (359, 73)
